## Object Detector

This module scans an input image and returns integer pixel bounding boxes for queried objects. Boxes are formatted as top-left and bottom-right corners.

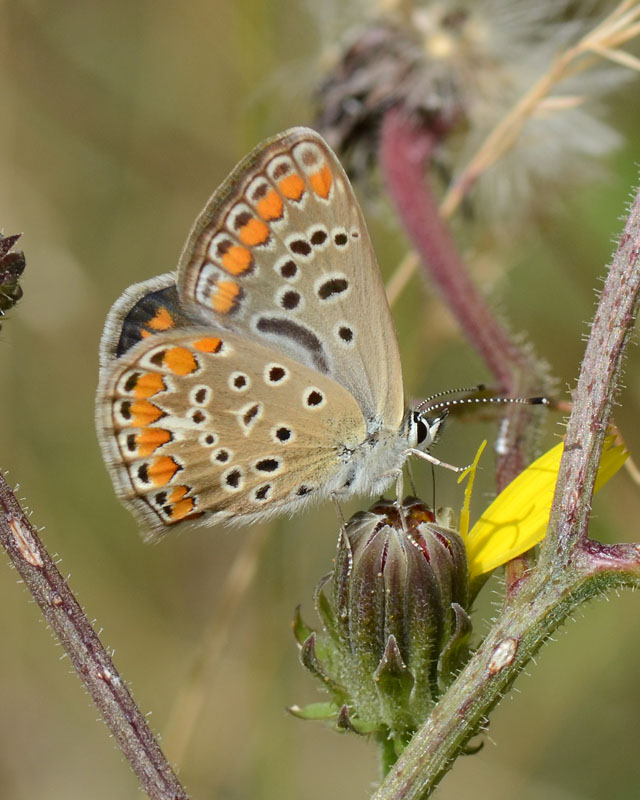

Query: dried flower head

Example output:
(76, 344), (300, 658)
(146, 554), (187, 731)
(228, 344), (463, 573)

(313, 1), (639, 219)
(0, 233), (25, 327)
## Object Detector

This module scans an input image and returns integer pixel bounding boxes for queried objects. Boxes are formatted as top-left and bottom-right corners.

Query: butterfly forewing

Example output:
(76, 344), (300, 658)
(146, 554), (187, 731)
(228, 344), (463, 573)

(97, 327), (367, 537)
(177, 127), (404, 431)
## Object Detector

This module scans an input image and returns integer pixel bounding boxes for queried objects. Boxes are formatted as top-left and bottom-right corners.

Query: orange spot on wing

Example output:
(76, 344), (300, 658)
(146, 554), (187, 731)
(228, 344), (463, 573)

(222, 245), (253, 275)
(169, 497), (196, 521)
(147, 307), (175, 331)
(212, 280), (240, 314)
(134, 373), (166, 398)
(309, 164), (332, 198)
(257, 189), (283, 221)
(168, 485), (189, 504)
(131, 400), (164, 426)
(239, 217), (270, 247)
(141, 330), (152, 338)
(279, 173), (305, 201)
(149, 455), (180, 486)
(136, 428), (171, 457)
(164, 347), (198, 375)
(193, 337), (222, 353)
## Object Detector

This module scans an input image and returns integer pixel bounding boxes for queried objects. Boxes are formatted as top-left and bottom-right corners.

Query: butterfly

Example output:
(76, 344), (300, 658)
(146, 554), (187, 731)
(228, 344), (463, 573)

(96, 127), (457, 538)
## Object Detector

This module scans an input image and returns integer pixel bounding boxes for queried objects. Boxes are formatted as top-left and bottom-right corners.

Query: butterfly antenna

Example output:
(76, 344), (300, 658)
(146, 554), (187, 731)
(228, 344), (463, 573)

(415, 384), (487, 413)
(420, 395), (550, 416)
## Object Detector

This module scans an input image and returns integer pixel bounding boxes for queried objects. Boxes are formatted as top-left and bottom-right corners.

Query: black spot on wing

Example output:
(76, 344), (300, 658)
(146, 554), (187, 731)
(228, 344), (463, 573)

(318, 277), (348, 300)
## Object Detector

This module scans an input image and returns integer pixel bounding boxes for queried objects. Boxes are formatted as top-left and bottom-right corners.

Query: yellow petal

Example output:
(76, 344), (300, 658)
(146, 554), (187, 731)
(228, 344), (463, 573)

(458, 439), (487, 540)
(465, 436), (628, 579)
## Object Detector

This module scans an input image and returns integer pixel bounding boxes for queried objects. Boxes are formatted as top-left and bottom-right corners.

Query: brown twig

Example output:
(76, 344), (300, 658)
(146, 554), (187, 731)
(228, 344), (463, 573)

(0, 475), (190, 800)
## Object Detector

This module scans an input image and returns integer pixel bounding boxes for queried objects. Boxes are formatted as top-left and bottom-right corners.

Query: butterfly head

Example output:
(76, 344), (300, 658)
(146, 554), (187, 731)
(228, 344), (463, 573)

(406, 407), (449, 452)
(407, 384), (551, 458)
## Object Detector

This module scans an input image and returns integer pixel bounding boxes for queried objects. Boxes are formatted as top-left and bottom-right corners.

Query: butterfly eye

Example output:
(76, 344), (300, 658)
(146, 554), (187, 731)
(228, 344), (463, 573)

(416, 415), (430, 446)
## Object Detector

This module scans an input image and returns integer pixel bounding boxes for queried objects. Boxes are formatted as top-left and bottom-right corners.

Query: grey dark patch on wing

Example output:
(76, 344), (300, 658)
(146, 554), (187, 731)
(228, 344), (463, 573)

(256, 316), (329, 373)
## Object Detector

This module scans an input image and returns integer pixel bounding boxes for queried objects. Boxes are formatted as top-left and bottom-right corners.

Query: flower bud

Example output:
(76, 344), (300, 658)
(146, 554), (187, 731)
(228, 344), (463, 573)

(0, 233), (25, 322)
(292, 497), (472, 754)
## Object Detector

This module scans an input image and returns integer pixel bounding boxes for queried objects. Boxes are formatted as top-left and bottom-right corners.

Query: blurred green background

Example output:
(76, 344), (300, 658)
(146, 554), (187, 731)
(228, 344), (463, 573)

(2, 2), (640, 798)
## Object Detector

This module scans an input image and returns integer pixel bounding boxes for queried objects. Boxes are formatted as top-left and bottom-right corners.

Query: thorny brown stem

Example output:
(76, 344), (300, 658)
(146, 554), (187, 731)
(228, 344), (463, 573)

(372, 178), (640, 800)
(0, 475), (190, 800)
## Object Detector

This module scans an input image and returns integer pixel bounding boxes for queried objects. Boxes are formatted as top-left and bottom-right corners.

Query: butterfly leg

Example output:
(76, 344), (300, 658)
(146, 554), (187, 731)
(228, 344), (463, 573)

(331, 494), (347, 527)
(406, 448), (469, 473)
(394, 468), (404, 502)
(406, 458), (418, 496)
(393, 469), (411, 535)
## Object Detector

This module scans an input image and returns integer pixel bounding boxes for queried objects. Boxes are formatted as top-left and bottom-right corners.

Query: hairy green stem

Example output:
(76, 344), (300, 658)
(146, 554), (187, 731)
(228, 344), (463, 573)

(372, 560), (640, 799)
(372, 177), (640, 799)
(542, 184), (640, 569)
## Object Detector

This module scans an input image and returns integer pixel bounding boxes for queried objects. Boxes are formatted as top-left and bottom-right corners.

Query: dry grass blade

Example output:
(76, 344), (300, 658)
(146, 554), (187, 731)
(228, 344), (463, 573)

(162, 524), (271, 767)
(386, 251), (418, 307)
(441, 1), (640, 217)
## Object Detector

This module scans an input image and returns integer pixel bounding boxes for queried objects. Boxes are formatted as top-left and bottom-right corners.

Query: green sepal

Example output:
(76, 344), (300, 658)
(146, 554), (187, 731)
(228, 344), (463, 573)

(300, 633), (347, 699)
(373, 635), (414, 700)
(292, 605), (314, 646)
(374, 635), (415, 732)
(287, 702), (339, 721)
(314, 577), (341, 643)
(299, 632), (325, 678)
(437, 603), (472, 691)
(337, 704), (379, 735)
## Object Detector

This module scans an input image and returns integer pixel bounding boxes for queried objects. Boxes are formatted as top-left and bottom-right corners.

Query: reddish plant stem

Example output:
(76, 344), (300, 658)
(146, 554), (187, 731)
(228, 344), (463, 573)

(0, 474), (189, 800)
(379, 109), (522, 388)
(379, 108), (548, 493)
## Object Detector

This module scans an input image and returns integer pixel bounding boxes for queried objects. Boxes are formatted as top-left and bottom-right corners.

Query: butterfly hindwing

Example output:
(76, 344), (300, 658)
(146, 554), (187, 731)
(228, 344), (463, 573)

(99, 273), (195, 368)
(97, 327), (368, 537)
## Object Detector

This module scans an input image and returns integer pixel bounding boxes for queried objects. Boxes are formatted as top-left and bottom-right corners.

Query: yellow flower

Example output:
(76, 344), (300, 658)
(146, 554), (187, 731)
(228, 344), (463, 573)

(459, 436), (628, 580)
